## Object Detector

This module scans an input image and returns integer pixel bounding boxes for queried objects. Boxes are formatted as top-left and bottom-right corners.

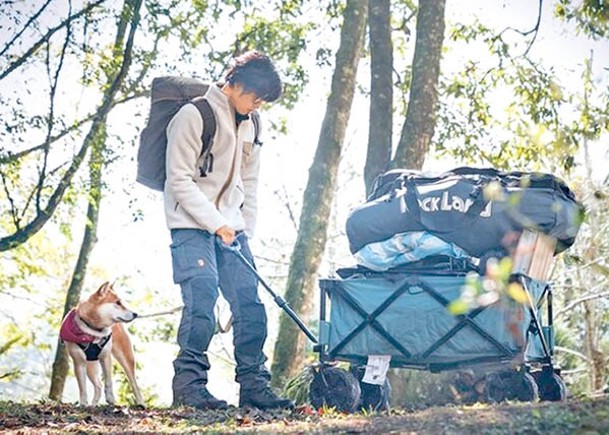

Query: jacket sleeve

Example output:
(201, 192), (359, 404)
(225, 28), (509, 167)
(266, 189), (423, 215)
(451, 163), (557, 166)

(240, 118), (262, 238)
(165, 104), (227, 233)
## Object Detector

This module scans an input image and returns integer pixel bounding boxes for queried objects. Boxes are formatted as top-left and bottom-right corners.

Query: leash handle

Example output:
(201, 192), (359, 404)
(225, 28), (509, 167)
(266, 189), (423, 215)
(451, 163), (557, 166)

(215, 235), (242, 252)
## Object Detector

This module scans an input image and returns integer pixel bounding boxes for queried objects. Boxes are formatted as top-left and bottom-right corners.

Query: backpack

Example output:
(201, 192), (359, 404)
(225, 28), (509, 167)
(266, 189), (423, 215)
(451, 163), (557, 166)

(136, 76), (261, 191)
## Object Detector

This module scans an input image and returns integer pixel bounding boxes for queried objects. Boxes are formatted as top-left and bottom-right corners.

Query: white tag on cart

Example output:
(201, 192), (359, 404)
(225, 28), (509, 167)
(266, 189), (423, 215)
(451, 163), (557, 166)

(362, 355), (391, 385)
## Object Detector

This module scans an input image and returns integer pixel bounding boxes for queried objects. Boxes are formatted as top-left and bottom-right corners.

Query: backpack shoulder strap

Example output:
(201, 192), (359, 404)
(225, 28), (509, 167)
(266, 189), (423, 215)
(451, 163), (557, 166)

(191, 97), (217, 177)
(251, 110), (262, 146)
(191, 97), (216, 154)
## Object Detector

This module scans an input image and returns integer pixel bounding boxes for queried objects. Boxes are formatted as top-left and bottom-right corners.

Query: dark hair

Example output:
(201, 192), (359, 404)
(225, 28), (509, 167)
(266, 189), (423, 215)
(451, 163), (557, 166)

(225, 50), (282, 102)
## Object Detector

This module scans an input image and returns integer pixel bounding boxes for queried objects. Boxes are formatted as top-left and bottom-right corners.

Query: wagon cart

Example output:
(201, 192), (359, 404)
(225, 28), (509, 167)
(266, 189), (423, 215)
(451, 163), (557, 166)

(309, 233), (568, 412)
(307, 167), (582, 412)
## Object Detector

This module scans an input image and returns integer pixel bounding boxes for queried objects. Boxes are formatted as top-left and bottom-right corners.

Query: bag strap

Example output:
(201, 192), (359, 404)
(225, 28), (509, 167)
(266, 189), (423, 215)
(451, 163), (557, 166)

(451, 166), (575, 199)
(251, 110), (262, 146)
(191, 97), (217, 177)
(189, 98), (261, 177)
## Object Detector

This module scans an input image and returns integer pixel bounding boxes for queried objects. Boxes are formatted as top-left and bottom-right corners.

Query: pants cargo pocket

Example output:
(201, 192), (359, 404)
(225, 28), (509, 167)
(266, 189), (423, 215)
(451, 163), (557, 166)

(170, 229), (217, 284)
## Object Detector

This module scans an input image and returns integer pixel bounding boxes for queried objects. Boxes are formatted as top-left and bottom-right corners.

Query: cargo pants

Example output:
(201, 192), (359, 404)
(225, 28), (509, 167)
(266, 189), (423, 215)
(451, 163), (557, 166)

(169, 229), (271, 397)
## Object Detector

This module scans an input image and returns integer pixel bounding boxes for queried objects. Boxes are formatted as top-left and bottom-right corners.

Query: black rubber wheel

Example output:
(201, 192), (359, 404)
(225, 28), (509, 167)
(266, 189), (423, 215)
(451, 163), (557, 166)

(484, 372), (511, 403)
(310, 366), (361, 413)
(484, 371), (539, 403)
(515, 372), (540, 402)
(534, 371), (567, 401)
(349, 365), (391, 412)
(450, 370), (484, 404)
(359, 380), (391, 412)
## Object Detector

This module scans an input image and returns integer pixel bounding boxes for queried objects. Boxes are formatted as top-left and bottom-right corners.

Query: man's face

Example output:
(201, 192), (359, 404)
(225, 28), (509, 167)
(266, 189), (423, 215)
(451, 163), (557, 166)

(230, 85), (265, 115)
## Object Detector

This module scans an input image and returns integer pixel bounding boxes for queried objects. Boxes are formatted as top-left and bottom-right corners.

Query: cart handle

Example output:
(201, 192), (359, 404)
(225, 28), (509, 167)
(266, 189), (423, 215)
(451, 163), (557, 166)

(215, 235), (318, 344)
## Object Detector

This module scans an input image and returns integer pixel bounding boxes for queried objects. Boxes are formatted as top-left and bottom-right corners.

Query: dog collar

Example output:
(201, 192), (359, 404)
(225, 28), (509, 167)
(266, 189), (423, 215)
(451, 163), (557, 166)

(79, 316), (106, 334)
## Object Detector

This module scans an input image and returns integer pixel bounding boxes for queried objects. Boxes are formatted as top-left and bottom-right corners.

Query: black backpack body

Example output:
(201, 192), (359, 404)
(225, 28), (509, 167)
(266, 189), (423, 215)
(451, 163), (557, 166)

(136, 76), (260, 191)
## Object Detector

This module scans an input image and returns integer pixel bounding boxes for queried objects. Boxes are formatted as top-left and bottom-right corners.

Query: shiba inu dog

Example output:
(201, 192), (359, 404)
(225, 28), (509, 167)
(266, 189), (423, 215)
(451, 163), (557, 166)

(59, 282), (145, 406)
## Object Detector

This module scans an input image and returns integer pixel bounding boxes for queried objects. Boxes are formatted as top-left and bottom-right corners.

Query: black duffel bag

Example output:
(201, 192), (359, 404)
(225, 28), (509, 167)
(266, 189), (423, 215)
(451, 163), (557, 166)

(346, 167), (584, 257)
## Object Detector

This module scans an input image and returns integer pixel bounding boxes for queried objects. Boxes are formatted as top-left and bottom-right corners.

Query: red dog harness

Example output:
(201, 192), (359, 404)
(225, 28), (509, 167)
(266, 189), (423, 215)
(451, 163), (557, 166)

(60, 309), (112, 361)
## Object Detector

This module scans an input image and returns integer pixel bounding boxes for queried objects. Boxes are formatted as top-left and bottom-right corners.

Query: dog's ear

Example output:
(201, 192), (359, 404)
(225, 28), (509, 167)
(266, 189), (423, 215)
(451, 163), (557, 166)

(96, 281), (111, 295)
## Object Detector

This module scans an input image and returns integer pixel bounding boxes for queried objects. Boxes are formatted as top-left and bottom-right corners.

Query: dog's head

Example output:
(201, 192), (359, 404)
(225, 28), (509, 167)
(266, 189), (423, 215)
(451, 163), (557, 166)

(78, 282), (138, 328)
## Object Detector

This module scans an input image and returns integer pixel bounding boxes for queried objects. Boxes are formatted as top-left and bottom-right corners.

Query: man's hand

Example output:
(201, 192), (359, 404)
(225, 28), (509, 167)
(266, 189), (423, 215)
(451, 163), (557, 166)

(215, 225), (236, 245)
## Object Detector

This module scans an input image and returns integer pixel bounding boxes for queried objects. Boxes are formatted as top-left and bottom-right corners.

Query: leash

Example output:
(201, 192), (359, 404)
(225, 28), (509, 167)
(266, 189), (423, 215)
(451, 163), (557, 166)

(137, 305), (183, 318)
(136, 304), (234, 334)
(218, 237), (318, 344)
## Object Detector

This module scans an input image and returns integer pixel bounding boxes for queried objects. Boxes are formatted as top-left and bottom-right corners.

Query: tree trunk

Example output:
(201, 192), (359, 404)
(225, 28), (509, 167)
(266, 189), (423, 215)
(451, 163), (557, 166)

(579, 57), (606, 397)
(48, 0), (142, 401)
(364, 0), (393, 196)
(583, 300), (605, 394)
(271, 0), (368, 387)
(392, 0), (445, 170)
(49, 132), (106, 400)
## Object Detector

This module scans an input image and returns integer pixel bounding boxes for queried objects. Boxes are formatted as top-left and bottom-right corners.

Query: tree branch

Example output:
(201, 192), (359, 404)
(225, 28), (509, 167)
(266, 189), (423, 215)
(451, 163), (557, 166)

(0, 93), (143, 166)
(497, 0), (543, 58)
(0, 0), (53, 58)
(37, 1), (73, 212)
(0, 0), (107, 81)
(554, 345), (590, 362)
(0, 0), (141, 252)
(555, 288), (609, 318)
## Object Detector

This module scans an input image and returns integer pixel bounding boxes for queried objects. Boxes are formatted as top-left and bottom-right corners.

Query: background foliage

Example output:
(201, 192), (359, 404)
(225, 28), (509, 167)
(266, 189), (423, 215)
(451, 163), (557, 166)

(1, 0), (608, 407)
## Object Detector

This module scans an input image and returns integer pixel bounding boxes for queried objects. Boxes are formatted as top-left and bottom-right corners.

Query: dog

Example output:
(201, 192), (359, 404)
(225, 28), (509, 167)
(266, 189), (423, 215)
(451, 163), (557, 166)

(59, 282), (145, 406)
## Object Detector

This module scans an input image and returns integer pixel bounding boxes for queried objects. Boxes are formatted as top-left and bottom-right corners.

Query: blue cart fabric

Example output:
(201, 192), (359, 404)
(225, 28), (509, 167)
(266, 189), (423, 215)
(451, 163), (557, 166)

(319, 273), (548, 371)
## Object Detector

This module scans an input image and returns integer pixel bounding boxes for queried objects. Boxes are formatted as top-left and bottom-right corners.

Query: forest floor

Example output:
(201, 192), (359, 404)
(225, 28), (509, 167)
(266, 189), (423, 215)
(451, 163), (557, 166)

(1, 395), (609, 434)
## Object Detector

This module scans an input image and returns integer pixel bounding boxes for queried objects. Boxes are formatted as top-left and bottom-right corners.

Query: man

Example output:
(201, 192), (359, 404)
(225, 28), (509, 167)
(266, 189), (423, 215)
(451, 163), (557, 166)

(164, 50), (293, 411)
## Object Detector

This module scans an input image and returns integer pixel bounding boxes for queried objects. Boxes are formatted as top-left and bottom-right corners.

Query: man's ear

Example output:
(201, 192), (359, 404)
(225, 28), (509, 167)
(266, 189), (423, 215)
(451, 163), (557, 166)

(231, 82), (245, 96)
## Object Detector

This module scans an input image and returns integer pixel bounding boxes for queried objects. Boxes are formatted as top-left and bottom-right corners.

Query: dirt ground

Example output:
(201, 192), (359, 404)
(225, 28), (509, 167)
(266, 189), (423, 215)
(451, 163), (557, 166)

(2, 395), (609, 434)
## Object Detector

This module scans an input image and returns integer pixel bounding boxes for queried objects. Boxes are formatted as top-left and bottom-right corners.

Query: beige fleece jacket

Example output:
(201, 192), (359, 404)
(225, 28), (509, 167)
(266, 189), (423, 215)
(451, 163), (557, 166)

(163, 84), (261, 237)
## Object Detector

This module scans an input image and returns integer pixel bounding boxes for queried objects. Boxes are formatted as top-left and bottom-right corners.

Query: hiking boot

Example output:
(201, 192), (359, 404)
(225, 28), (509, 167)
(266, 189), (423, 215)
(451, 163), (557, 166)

(239, 386), (295, 410)
(173, 387), (229, 410)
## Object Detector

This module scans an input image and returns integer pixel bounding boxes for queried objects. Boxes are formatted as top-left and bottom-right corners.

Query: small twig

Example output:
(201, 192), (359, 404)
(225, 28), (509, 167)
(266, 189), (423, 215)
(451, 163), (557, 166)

(555, 289), (609, 318)
(496, 0), (543, 58)
(554, 345), (590, 362)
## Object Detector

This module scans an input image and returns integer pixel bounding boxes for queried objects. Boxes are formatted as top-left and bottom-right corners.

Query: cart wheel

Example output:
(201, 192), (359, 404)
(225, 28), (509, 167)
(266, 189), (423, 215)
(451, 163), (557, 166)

(484, 372), (511, 403)
(534, 371), (567, 401)
(484, 371), (539, 403)
(515, 372), (540, 402)
(450, 370), (484, 404)
(359, 380), (391, 412)
(349, 365), (391, 412)
(310, 366), (361, 413)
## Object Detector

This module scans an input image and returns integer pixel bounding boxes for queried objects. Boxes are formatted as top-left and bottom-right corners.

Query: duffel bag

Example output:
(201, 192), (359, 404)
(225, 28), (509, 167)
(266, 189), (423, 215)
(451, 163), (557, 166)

(345, 167), (584, 257)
